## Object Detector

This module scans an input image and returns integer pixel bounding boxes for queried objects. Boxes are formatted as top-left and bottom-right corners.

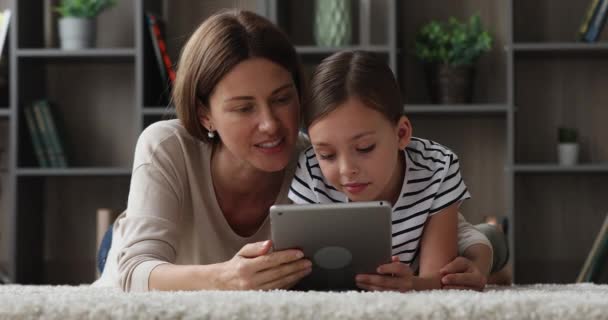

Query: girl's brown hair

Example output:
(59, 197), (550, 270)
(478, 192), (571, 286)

(306, 50), (403, 129)
(172, 9), (306, 144)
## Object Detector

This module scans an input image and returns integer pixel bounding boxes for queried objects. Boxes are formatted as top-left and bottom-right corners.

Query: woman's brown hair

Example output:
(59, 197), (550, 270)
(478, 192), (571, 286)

(172, 9), (306, 144)
(306, 50), (403, 129)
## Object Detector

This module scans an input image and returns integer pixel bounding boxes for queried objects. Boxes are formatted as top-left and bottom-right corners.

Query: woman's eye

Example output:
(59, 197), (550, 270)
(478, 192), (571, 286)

(235, 105), (254, 113)
(357, 144), (376, 153)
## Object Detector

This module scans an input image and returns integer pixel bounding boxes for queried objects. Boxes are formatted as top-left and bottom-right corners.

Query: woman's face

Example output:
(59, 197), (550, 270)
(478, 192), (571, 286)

(308, 97), (410, 202)
(202, 58), (300, 173)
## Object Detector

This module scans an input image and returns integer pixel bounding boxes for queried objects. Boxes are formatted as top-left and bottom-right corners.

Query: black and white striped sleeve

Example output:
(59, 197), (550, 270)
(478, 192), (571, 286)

(288, 151), (318, 204)
(429, 153), (470, 214)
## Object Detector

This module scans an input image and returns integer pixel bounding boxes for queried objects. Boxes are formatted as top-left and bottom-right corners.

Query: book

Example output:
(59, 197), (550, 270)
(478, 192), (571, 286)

(577, 213), (608, 282)
(35, 100), (67, 167)
(0, 9), (11, 59)
(23, 105), (50, 167)
(582, 0), (608, 42)
(146, 13), (176, 87)
(578, 0), (601, 40)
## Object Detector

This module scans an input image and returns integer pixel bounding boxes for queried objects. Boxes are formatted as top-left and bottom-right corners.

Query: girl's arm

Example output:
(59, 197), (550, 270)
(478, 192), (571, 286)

(413, 202), (459, 290)
(355, 202), (458, 292)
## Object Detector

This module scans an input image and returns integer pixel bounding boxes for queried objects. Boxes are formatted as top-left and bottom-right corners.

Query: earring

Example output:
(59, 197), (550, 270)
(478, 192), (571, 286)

(207, 130), (215, 139)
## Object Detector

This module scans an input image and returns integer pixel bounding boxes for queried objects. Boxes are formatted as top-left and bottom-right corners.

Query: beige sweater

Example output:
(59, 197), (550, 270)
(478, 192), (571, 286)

(95, 120), (299, 291)
(94, 120), (490, 291)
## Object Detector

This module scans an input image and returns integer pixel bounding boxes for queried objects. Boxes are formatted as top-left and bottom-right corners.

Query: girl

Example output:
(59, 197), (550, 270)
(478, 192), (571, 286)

(289, 51), (480, 291)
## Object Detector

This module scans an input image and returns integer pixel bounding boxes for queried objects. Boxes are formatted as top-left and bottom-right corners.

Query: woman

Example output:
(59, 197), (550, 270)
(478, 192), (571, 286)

(95, 9), (494, 292)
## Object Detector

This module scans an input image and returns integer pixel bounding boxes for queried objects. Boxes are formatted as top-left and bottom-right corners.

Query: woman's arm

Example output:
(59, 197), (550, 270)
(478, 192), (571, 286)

(149, 241), (312, 291)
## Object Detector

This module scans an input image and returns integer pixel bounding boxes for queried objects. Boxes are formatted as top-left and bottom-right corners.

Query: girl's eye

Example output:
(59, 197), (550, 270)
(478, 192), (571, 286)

(319, 154), (335, 161)
(273, 95), (292, 105)
(357, 144), (376, 153)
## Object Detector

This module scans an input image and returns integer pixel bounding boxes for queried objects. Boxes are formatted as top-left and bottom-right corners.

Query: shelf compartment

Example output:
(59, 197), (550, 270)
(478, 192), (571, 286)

(514, 57), (608, 163)
(15, 176), (130, 284)
(0, 109), (10, 117)
(17, 60), (137, 168)
(513, 0), (608, 43)
(514, 174), (608, 283)
(17, 0), (135, 49)
(407, 115), (507, 224)
(400, 0), (508, 104)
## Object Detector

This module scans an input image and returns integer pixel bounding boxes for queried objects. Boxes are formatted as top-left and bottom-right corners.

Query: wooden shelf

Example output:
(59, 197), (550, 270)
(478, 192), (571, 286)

(0, 109), (10, 117)
(16, 167), (132, 176)
(17, 48), (136, 59)
(295, 45), (392, 54)
(514, 164), (608, 173)
(511, 42), (608, 52)
(405, 104), (509, 115)
(142, 107), (176, 116)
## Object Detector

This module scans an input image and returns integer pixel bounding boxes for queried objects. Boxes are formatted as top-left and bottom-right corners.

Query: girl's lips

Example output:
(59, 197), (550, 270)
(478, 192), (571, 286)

(343, 183), (369, 194)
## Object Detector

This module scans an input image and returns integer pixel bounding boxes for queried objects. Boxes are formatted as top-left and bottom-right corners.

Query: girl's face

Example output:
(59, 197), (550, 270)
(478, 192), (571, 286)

(201, 58), (300, 173)
(308, 97), (411, 202)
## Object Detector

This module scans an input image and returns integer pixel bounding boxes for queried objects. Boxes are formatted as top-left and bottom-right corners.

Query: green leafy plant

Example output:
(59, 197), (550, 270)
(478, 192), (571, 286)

(558, 127), (578, 143)
(55, 0), (117, 18)
(415, 14), (492, 66)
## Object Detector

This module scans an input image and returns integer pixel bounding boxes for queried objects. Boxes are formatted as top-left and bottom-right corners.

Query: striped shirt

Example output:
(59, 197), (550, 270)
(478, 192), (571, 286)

(288, 137), (471, 264)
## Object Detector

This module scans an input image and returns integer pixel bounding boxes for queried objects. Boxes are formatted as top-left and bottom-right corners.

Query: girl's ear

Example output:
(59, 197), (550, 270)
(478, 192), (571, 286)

(396, 115), (413, 149)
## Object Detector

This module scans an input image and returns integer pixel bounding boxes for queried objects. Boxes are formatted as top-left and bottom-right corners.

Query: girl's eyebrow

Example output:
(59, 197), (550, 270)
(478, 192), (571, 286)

(313, 131), (375, 147)
(223, 83), (293, 103)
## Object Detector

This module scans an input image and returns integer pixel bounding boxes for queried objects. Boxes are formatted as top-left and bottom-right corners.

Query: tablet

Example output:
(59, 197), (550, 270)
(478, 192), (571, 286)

(270, 201), (392, 291)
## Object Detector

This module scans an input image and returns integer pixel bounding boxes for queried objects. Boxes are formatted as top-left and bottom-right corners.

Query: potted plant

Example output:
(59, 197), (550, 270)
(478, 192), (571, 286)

(558, 127), (579, 166)
(55, 0), (117, 50)
(415, 14), (492, 104)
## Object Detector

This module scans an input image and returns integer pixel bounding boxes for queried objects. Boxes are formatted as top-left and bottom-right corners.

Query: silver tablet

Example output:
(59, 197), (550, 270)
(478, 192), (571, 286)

(270, 201), (392, 291)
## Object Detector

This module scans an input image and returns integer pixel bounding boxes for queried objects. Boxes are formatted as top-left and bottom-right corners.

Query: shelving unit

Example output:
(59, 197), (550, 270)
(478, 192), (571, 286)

(0, 0), (606, 285)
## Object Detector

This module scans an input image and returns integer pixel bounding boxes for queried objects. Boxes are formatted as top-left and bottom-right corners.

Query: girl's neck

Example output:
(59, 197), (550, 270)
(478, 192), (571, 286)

(380, 151), (406, 206)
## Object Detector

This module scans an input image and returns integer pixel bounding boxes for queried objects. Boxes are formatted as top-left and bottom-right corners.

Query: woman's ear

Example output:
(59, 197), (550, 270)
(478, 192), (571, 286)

(396, 116), (413, 149)
(197, 103), (213, 132)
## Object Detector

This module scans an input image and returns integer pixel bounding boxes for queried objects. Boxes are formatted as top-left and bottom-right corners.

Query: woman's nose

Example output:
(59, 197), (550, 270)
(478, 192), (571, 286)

(259, 108), (279, 134)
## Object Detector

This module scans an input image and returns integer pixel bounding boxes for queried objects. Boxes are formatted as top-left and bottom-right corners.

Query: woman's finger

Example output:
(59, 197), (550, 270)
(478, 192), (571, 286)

(440, 256), (471, 275)
(237, 240), (272, 258)
(251, 249), (305, 271)
(253, 258), (312, 287)
(258, 267), (312, 290)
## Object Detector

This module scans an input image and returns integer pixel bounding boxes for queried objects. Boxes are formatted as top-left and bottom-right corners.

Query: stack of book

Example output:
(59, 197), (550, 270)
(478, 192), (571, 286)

(145, 12), (175, 106)
(577, 213), (608, 283)
(578, 0), (608, 42)
(0, 9), (11, 58)
(23, 100), (67, 168)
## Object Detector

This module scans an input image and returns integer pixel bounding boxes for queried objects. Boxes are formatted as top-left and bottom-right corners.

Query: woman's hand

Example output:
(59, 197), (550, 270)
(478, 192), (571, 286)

(355, 256), (415, 292)
(218, 240), (312, 290)
(440, 256), (487, 291)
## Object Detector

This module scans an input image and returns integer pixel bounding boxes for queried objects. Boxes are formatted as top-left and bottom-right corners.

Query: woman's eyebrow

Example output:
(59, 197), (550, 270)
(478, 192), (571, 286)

(223, 83), (293, 103)
(271, 83), (294, 95)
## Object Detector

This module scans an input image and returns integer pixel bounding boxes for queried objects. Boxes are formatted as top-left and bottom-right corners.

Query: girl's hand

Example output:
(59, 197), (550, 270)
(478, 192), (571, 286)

(218, 240), (312, 290)
(355, 256), (414, 292)
(440, 256), (487, 291)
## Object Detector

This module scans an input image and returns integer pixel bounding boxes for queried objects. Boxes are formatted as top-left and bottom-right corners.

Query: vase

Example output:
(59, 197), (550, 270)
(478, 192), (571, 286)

(558, 143), (579, 166)
(58, 17), (96, 50)
(425, 63), (475, 104)
(314, 0), (352, 47)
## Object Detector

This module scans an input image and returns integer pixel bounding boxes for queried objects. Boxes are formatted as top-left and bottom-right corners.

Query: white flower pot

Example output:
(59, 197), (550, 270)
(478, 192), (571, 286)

(558, 143), (578, 166)
(58, 17), (96, 50)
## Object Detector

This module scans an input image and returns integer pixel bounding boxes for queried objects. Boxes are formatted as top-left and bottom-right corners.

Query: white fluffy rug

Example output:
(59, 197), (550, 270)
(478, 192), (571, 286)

(1, 284), (607, 319)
